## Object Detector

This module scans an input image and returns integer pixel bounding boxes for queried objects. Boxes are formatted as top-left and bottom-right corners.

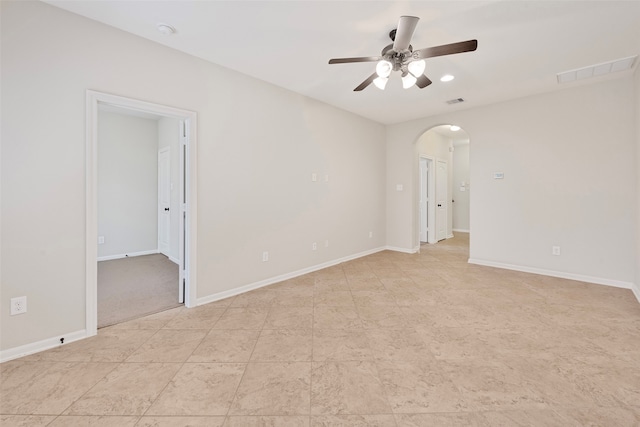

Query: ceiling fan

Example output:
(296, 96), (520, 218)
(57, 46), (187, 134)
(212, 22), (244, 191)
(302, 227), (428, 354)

(328, 16), (478, 91)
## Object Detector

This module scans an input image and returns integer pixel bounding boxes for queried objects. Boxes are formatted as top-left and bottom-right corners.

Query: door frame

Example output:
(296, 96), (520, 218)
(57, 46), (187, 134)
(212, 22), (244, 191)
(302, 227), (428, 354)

(418, 155), (436, 244)
(85, 90), (198, 337)
(158, 146), (171, 258)
(435, 158), (448, 242)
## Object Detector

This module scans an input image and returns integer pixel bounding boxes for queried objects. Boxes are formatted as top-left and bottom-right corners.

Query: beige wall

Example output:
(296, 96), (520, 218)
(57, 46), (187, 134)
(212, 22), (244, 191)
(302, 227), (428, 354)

(0, 1), (386, 353)
(452, 143), (470, 232)
(635, 66), (640, 300)
(387, 76), (636, 286)
(97, 111), (159, 258)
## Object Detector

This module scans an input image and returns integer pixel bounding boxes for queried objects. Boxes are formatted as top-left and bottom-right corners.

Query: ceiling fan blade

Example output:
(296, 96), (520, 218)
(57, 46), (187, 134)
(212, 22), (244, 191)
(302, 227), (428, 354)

(415, 74), (432, 89)
(354, 73), (377, 91)
(329, 56), (381, 64)
(393, 16), (419, 52)
(413, 39), (478, 60)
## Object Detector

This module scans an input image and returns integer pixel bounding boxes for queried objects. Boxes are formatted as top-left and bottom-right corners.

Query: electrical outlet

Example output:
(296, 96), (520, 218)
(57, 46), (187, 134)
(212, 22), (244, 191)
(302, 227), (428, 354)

(312, 242), (317, 251)
(369, 231), (373, 238)
(11, 296), (27, 315)
(262, 251), (269, 262)
(325, 240), (329, 248)
(98, 236), (105, 244)
(552, 246), (561, 256)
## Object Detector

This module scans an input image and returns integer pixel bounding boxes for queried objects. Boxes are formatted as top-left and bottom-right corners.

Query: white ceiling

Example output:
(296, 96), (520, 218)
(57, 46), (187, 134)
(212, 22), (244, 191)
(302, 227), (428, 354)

(45, 1), (640, 125)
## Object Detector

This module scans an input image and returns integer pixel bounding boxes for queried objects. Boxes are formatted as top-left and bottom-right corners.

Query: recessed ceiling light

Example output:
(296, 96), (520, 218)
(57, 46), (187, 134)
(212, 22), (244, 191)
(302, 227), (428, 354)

(440, 74), (455, 82)
(450, 125), (461, 131)
(156, 23), (176, 35)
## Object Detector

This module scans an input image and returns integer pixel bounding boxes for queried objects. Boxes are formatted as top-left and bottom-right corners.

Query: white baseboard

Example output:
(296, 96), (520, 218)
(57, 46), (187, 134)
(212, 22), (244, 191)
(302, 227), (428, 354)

(632, 283), (640, 303)
(0, 329), (88, 363)
(453, 228), (470, 233)
(197, 246), (387, 306)
(447, 233), (454, 239)
(385, 245), (419, 254)
(98, 249), (159, 262)
(168, 255), (180, 265)
(468, 258), (634, 290)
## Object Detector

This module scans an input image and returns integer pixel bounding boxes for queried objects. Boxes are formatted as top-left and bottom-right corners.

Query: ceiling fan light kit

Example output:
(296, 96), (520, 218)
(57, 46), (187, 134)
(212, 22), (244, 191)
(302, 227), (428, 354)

(329, 15), (477, 92)
(401, 73), (417, 89)
(373, 76), (389, 90)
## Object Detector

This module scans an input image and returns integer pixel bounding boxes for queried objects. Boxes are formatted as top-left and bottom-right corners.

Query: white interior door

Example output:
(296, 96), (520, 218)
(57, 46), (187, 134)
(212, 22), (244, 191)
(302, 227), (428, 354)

(419, 158), (428, 242)
(158, 147), (170, 256)
(436, 159), (448, 242)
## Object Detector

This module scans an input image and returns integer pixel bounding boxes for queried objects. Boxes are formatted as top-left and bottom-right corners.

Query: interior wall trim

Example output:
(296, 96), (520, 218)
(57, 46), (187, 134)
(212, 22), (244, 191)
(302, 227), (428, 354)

(97, 249), (159, 262)
(0, 329), (87, 363)
(196, 246), (387, 306)
(632, 283), (640, 303)
(386, 246), (420, 254)
(468, 258), (635, 292)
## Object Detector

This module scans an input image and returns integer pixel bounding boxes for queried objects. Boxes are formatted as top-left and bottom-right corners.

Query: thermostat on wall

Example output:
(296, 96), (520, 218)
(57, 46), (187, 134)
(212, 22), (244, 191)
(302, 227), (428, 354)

(493, 172), (504, 179)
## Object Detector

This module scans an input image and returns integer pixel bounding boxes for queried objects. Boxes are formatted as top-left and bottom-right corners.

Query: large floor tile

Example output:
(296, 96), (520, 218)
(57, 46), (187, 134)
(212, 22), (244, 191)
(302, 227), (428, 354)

(229, 362), (311, 415)
(0, 361), (116, 415)
(188, 329), (260, 362)
(137, 416), (225, 426)
(376, 359), (468, 413)
(365, 328), (431, 361)
(250, 329), (313, 362)
(48, 415), (139, 426)
(311, 414), (396, 426)
(224, 416), (310, 426)
(264, 307), (314, 329)
(64, 363), (181, 416)
(313, 306), (362, 329)
(161, 305), (226, 329)
(146, 363), (246, 416)
(310, 361), (391, 415)
(0, 415), (56, 426)
(213, 308), (269, 330)
(312, 329), (372, 361)
(125, 329), (207, 362)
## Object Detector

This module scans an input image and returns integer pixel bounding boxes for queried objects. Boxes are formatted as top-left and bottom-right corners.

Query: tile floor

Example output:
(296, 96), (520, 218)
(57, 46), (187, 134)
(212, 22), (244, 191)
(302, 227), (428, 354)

(2, 234), (640, 426)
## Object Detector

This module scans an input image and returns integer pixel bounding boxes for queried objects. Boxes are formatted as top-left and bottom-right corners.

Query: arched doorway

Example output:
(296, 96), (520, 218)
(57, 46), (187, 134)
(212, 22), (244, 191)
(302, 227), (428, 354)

(414, 124), (470, 248)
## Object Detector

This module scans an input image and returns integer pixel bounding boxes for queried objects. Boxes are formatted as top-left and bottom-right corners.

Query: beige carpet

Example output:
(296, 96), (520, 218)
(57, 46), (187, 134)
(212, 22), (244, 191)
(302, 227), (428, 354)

(97, 253), (181, 328)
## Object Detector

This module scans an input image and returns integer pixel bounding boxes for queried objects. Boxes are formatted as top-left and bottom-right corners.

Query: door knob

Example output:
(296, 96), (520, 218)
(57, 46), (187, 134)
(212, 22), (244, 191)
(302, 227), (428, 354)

(437, 204), (442, 207)
(164, 207), (170, 211)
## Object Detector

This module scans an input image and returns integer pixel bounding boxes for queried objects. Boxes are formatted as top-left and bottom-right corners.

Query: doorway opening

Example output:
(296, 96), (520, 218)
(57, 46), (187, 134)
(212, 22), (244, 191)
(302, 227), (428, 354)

(415, 124), (470, 249)
(86, 91), (197, 336)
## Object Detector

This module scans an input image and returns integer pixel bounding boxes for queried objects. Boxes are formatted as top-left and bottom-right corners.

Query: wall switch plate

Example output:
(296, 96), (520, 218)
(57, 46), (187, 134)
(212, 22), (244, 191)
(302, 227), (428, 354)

(311, 173), (317, 182)
(262, 251), (269, 262)
(552, 246), (561, 256)
(98, 236), (105, 244)
(369, 231), (373, 238)
(396, 184), (404, 191)
(11, 296), (27, 315)
(325, 240), (329, 248)
(312, 242), (317, 251)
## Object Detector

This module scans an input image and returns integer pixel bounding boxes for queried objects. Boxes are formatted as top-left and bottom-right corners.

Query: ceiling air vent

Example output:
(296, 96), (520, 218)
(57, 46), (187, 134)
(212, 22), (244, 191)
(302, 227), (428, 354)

(446, 98), (465, 105)
(557, 55), (637, 84)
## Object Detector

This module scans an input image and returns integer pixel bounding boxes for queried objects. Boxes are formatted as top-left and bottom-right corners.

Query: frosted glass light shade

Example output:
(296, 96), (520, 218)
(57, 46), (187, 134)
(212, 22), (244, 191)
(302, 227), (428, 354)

(402, 73), (417, 89)
(376, 60), (392, 78)
(373, 76), (388, 90)
(407, 60), (425, 77)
